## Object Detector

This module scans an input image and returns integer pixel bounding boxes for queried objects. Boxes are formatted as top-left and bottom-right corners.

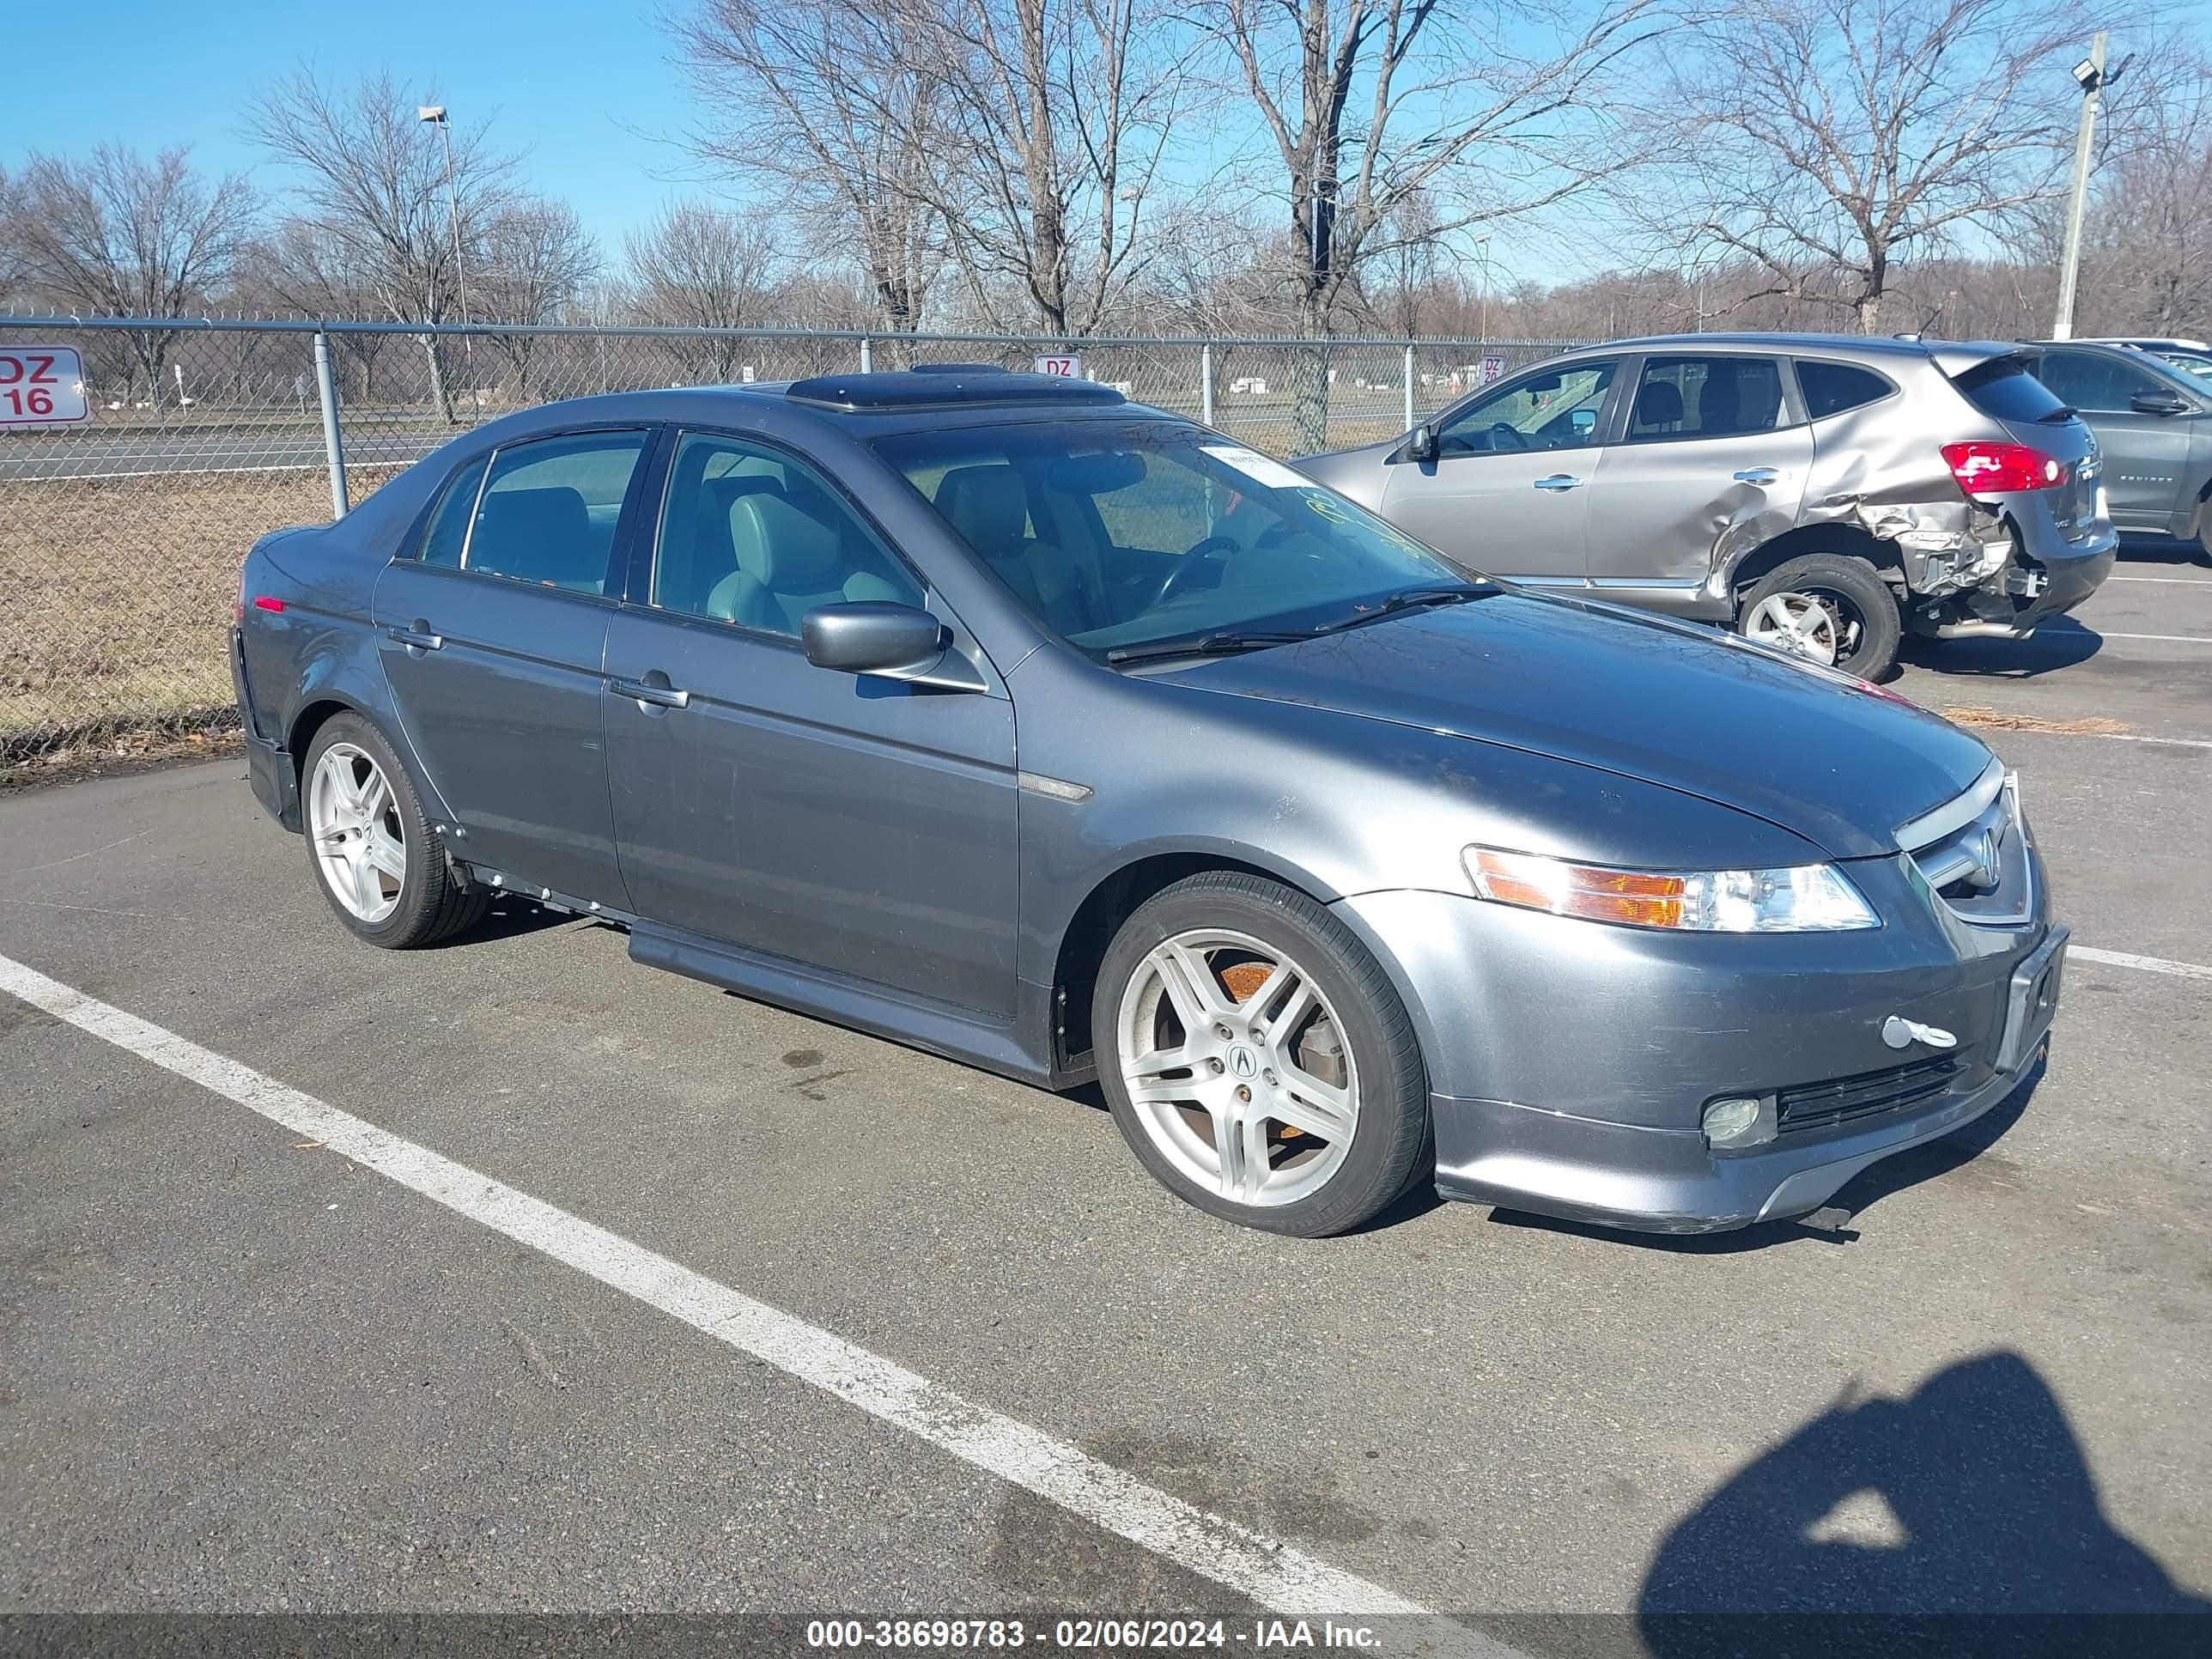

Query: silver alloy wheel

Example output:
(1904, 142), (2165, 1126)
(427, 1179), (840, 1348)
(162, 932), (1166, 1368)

(1744, 589), (1862, 666)
(1115, 928), (1359, 1208)
(308, 742), (405, 924)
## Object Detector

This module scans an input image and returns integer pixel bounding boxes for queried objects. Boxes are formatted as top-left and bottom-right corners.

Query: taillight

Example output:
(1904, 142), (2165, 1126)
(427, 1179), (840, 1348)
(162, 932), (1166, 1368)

(1942, 441), (2066, 494)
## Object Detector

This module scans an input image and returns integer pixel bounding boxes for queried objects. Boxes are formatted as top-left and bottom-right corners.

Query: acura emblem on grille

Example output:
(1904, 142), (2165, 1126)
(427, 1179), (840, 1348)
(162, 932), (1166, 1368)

(1882, 1015), (1959, 1051)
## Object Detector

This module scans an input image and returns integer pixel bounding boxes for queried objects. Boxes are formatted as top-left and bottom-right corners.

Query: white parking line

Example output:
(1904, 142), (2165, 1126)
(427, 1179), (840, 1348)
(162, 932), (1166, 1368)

(0, 951), (1508, 1651)
(2094, 632), (2212, 644)
(2105, 575), (2212, 585)
(2072, 945), (2212, 983)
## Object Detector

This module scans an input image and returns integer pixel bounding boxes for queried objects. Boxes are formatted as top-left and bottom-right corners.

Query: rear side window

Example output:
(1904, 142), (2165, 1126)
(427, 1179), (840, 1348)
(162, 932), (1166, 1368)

(1952, 356), (2071, 423)
(419, 456), (486, 567)
(465, 431), (649, 594)
(1624, 356), (1784, 441)
(1796, 361), (1892, 419)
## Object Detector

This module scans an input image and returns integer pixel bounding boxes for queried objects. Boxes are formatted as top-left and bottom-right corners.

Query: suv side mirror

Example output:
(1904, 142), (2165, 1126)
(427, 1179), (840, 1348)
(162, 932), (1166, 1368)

(2130, 389), (2192, 416)
(1404, 423), (1437, 464)
(800, 601), (985, 692)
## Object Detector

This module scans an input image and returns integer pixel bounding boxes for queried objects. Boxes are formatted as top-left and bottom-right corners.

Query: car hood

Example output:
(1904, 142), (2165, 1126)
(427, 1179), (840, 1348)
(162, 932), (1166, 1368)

(1170, 593), (1991, 860)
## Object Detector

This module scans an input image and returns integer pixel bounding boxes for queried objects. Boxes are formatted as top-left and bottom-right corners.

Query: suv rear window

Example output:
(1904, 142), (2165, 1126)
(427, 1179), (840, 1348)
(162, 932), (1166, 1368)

(1951, 355), (2072, 423)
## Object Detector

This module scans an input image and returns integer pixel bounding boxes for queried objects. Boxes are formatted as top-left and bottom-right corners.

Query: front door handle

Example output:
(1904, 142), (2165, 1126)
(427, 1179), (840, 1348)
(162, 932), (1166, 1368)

(611, 678), (690, 709)
(1733, 467), (1780, 485)
(386, 622), (442, 651)
(1533, 474), (1583, 492)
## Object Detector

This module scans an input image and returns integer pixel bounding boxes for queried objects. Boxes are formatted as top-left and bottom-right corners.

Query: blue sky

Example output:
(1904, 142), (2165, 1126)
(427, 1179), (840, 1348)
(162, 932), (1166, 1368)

(1, 0), (720, 249)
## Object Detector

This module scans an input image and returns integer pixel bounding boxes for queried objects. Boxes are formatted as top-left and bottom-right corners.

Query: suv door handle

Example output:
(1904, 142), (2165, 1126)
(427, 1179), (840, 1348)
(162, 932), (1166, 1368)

(611, 678), (690, 709)
(1533, 474), (1583, 492)
(385, 623), (442, 651)
(1733, 467), (1780, 484)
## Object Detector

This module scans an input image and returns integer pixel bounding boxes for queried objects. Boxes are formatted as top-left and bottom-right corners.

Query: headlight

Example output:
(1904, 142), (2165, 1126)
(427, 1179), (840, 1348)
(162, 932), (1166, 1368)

(1463, 847), (1879, 933)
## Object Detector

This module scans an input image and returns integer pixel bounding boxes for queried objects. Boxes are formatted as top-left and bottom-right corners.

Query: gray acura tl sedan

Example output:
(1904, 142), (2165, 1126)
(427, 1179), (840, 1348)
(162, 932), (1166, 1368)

(233, 367), (2065, 1238)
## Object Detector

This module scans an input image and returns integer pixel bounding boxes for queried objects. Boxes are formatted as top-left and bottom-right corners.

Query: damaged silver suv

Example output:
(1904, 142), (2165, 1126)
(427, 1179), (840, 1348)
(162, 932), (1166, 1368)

(1295, 334), (2118, 679)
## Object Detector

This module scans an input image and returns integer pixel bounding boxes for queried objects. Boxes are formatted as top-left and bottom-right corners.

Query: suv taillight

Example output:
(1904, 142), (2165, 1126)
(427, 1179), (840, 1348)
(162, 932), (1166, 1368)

(1942, 441), (2066, 494)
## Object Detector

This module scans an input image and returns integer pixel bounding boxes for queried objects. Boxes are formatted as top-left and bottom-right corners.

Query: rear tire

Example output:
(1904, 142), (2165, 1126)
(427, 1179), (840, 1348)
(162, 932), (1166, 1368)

(301, 712), (488, 949)
(1736, 553), (1901, 680)
(1092, 872), (1431, 1237)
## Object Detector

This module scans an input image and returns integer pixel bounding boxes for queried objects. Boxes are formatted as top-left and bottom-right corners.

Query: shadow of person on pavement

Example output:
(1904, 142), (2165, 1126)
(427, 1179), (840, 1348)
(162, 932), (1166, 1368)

(1638, 1351), (2210, 1659)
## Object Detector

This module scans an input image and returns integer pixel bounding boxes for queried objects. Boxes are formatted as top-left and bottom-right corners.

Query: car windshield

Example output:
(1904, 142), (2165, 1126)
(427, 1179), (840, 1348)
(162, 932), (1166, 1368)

(873, 418), (1488, 660)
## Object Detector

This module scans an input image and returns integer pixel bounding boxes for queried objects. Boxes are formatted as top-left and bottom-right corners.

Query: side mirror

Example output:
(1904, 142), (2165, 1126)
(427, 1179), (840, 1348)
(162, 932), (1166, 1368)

(800, 601), (985, 692)
(2130, 390), (2192, 416)
(1404, 423), (1437, 464)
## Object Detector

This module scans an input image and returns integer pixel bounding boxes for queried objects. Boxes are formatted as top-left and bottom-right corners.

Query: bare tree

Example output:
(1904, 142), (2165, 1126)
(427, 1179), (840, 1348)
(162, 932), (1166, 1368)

(246, 69), (520, 419)
(670, 0), (948, 333)
(1201, 0), (1668, 447)
(477, 196), (600, 398)
(11, 146), (258, 404)
(624, 200), (780, 380)
(247, 216), (401, 398)
(1655, 0), (2091, 334)
(919, 0), (1187, 335)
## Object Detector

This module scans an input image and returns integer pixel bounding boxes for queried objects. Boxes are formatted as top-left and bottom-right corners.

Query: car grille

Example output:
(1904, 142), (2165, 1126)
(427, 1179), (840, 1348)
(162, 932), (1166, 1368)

(1900, 769), (2033, 927)
(1777, 1054), (1966, 1135)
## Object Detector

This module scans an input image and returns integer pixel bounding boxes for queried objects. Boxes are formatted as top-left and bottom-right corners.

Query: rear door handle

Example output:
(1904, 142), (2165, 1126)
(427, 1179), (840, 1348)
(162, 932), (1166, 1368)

(1733, 467), (1780, 485)
(611, 678), (690, 709)
(385, 623), (442, 651)
(1533, 474), (1583, 492)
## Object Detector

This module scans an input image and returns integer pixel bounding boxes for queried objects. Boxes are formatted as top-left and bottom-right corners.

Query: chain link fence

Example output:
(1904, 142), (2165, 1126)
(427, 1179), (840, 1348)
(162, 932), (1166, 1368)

(0, 317), (1582, 780)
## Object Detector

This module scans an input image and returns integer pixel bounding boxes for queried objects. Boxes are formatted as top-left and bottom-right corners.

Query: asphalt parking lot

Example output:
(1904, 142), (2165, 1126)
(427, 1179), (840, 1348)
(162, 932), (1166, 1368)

(3, 554), (2209, 1654)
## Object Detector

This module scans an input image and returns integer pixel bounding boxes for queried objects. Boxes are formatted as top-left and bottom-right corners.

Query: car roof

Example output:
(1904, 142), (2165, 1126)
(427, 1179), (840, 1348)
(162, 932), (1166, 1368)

(434, 371), (1174, 451)
(1547, 331), (2023, 376)
(2068, 337), (2209, 351)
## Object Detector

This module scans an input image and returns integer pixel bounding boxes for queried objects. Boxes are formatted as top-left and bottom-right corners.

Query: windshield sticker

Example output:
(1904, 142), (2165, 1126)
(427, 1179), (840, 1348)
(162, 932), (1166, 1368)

(1200, 444), (1316, 492)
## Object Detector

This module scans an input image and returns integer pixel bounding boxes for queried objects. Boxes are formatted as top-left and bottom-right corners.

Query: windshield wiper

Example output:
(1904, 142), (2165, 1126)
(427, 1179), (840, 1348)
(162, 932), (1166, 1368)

(2039, 404), (2079, 422)
(1104, 630), (1315, 665)
(1310, 583), (1491, 635)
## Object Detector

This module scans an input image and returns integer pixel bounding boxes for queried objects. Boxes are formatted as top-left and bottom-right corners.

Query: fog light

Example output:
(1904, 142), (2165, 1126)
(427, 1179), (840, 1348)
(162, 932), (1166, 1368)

(1703, 1096), (1770, 1148)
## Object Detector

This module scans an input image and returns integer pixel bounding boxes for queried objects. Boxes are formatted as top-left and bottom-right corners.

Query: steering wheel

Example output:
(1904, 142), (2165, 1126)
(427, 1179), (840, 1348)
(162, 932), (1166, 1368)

(1152, 533), (1240, 608)
(1487, 422), (1531, 453)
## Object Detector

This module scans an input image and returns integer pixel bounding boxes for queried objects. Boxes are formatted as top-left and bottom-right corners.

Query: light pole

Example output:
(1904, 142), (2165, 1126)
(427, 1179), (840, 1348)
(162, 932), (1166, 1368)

(1475, 233), (1492, 343)
(2052, 35), (2119, 341)
(417, 106), (471, 337)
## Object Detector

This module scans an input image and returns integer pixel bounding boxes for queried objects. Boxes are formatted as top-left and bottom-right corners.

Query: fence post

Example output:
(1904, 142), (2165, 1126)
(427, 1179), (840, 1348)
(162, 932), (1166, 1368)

(1403, 345), (1416, 432)
(313, 330), (349, 520)
(1200, 342), (1214, 428)
(860, 337), (873, 374)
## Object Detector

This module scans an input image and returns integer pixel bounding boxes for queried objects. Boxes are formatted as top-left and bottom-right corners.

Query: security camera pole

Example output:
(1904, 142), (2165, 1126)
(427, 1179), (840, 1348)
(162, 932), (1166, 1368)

(2051, 33), (2107, 341)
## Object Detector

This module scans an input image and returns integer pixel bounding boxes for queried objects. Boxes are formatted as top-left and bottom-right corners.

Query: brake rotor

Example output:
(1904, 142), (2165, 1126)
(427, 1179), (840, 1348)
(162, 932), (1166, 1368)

(1219, 961), (1270, 1002)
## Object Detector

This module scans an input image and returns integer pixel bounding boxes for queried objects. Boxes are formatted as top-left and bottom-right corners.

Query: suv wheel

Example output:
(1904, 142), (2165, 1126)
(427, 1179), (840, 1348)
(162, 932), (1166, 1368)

(1093, 872), (1431, 1237)
(302, 713), (488, 948)
(1737, 553), (1902, 679)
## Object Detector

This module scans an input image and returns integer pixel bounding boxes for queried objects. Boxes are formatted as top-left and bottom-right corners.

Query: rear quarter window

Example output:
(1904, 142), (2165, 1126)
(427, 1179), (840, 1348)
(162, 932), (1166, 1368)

(1951, 356), (2072, 423)
(1796, 361), (1893, 418)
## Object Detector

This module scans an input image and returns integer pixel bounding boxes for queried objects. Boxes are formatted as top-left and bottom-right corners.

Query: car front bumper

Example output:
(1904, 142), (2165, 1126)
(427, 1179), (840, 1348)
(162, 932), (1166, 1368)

(1334, 874), (2063, 1234)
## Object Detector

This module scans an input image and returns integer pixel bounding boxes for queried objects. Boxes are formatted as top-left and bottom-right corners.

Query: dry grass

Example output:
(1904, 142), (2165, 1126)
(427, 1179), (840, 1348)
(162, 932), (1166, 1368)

(0, 466), (394, 780)
(1940, 706), (2131, 736)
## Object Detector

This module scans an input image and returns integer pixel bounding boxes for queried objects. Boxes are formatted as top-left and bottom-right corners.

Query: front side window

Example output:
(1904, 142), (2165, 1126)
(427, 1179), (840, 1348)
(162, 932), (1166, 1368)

(1625, 356), (1784, 441)
(463, 430), (648, 594)
(875, 419), (1486, 658)
(651, 431), (924, 635)
(1435, 362), (1616, 455)
(2039, 351), (2158, 413)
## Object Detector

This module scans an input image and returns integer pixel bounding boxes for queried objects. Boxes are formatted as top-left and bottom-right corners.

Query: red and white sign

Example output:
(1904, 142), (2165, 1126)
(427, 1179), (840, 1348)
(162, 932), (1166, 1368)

(1477, 354), (1508, 386)
(1033, 354), (1083, 378)
(0, 345), (89, 425)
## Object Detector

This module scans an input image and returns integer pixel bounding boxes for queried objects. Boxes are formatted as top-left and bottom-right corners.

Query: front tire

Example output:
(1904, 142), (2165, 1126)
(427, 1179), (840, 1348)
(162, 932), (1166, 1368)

(1092, 872), (1431, 1237)
(1736, 553), (1901, 680)
(301, 713), (487, 949)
